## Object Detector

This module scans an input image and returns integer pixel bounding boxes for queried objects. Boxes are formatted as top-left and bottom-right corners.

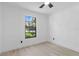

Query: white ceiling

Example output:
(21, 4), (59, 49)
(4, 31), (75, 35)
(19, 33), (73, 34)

(14, 2), (79, 15)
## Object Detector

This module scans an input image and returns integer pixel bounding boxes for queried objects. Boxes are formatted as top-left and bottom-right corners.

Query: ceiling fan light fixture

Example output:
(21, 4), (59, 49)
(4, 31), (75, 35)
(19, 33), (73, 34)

(39, 2), (53, 8)
(44, 2), (50, 5)
(48, 3), (53, 8)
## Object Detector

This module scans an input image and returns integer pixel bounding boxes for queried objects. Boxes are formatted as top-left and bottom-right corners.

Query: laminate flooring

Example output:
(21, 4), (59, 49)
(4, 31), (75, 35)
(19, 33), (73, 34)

(0, 42), (79, 56)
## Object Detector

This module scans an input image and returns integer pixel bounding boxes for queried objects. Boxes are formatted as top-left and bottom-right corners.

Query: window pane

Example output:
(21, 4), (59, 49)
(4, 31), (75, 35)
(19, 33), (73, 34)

(25, 16), (36, 39)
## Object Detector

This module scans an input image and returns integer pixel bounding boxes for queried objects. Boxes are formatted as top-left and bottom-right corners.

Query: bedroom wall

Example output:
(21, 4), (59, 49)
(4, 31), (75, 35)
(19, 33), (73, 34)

(49, 5), (79, 52)
(1, 3), (49, 52)
(0, 3), (2, 53)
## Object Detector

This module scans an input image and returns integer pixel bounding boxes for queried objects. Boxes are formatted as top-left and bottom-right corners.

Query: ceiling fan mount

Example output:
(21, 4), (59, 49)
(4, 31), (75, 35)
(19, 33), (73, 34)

(39, 2), (53, 8)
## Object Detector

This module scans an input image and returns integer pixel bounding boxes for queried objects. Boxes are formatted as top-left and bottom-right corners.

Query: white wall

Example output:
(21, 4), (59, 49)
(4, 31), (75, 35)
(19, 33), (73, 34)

(1, 3), (49, 52)
(49, 5), (79, 52)
(0, 3), (2, 53)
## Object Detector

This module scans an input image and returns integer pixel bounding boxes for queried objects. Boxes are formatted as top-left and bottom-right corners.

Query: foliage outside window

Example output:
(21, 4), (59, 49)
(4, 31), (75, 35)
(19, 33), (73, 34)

(25, 16), (36, 39)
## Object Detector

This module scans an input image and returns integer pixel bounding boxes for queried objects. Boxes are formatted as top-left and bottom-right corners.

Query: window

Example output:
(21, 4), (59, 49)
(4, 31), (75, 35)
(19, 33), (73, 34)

(25, 16), (36, 39)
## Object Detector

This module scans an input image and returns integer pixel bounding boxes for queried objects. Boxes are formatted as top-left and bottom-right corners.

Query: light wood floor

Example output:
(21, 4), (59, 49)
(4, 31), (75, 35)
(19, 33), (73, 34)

(0, 42), (79, 56)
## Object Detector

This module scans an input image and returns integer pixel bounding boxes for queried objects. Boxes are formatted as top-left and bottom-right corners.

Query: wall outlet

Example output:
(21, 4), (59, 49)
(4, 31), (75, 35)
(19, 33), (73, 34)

(21, 41), (23, 43)
(53, 38), (55, 40)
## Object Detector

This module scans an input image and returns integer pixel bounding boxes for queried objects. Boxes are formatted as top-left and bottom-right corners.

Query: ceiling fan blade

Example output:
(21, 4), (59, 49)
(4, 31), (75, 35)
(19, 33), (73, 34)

(39, 4), (45, 8)
(48, 3), (53, 8)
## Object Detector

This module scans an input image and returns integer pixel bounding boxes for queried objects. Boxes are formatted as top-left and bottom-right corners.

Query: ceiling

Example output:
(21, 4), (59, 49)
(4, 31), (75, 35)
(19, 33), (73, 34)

(14, 2), (79, 15)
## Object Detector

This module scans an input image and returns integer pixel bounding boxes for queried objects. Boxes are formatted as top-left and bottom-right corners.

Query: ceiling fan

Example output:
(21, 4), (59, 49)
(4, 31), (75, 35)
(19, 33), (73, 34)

(39, 2), (53, 8)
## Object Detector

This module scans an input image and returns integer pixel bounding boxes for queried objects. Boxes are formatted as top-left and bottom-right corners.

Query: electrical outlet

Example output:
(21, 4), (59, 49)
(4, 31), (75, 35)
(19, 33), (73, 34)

(21, 41), (23, 43)
(53, 38), (55, 40)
